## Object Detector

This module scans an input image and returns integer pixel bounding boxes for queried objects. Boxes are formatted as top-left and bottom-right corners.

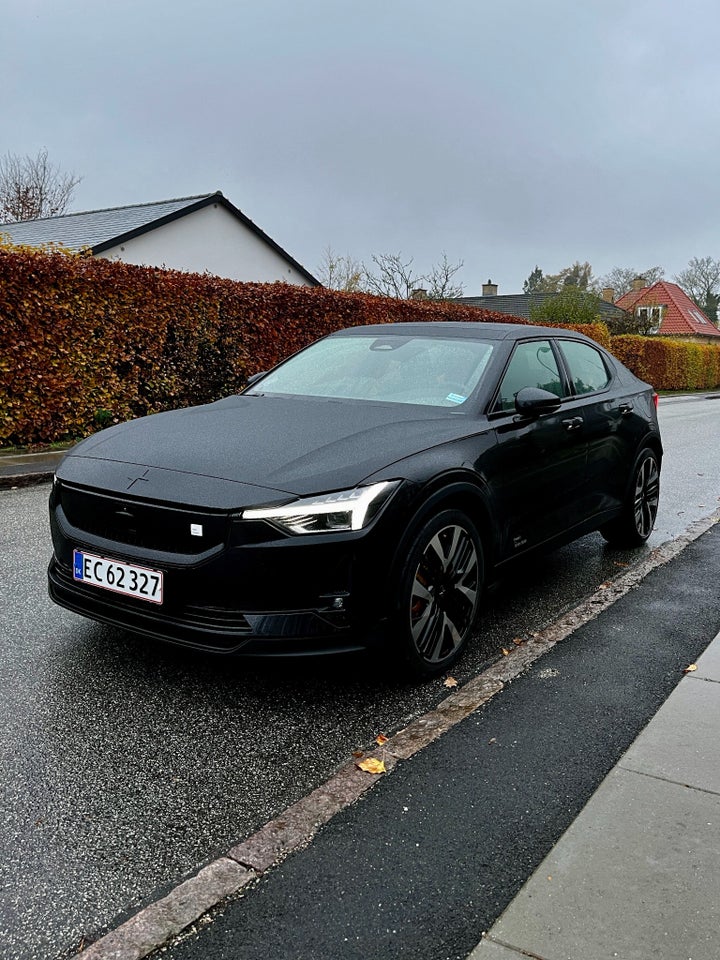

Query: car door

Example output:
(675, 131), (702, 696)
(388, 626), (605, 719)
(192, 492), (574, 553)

(484, 338), (588, 558)
(555, 338), (646, 516)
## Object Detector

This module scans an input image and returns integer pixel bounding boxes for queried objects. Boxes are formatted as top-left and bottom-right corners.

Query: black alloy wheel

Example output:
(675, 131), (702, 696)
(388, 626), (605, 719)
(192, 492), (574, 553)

(601, 448), (660, 548)
(395, 509), (483, 677)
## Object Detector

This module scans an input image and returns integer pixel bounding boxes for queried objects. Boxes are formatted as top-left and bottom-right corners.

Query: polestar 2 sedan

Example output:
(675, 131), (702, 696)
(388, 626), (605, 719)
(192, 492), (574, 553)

(49, 322), (662, 677)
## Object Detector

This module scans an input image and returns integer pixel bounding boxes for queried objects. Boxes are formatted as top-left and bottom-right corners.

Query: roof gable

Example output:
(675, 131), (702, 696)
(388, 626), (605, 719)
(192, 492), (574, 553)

(616, 281), (720, 337)
(0, 195), (213, 250)
(0, 192), (319, 285)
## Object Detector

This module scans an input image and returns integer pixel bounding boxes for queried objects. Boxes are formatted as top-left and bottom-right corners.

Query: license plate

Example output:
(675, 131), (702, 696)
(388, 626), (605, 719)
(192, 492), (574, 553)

(73, 550), (163, 604)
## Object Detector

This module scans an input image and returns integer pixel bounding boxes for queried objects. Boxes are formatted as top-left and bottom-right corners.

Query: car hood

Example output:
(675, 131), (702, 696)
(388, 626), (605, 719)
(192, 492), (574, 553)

(59, 395), (482, 507)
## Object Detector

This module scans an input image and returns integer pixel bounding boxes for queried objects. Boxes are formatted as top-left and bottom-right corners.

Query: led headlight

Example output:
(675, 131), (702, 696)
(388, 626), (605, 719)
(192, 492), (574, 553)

(242, 480), (400, 535)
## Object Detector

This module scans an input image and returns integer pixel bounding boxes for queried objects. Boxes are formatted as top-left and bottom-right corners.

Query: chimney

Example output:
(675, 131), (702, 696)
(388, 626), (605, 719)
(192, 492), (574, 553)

(602, 287), (615, 303)
(410, 287), (428, 300)
(631, 276), (646, 292)
(482, 279), (498, 297)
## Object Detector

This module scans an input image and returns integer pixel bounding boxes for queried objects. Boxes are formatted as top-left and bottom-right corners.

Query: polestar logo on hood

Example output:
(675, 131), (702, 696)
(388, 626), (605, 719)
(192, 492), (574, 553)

(126, 469), (151, 491)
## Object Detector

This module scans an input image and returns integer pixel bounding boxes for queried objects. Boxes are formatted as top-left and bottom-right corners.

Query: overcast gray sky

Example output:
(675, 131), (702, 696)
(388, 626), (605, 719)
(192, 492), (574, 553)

(3, 0), (720, 292)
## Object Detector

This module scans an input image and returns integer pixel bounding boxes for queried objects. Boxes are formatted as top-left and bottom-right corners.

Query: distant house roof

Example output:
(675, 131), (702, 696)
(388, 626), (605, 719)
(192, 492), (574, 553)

(454, 291), (627, 323)
(615, 281), (720, 338)
(0, 191), (320, 286)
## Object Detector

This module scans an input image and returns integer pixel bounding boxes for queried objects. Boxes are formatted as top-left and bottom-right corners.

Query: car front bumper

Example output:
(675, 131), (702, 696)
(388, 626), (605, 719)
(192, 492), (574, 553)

(48, 480), (403, 656)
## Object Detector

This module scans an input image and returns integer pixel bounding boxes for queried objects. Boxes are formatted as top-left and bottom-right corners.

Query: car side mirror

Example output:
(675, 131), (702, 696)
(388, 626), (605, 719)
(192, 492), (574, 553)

(515, 387), (562, 417)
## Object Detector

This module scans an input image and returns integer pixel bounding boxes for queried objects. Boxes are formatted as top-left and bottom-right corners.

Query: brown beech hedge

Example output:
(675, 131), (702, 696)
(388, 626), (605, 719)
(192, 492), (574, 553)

(611, 335), (720, 392)
(0, 243), (615, 446)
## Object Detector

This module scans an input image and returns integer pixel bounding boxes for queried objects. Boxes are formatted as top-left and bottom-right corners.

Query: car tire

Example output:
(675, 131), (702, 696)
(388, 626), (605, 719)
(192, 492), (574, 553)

(600, 448), (660, 548)
(392, 509), (483, 679)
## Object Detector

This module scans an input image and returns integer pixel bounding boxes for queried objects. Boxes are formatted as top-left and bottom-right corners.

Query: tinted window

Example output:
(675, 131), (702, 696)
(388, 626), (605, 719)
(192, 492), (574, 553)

(495, 340), (563, 412)
(559, 340), (611, 395)
(247, 335), (495, 407)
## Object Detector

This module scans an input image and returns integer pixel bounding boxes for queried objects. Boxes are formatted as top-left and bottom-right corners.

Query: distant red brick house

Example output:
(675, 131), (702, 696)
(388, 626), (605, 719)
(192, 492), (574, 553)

(615, 279), (720, 340)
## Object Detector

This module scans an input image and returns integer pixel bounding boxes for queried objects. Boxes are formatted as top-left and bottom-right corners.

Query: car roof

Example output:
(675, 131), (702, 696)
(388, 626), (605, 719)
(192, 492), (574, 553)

(331, 321), (592, 342)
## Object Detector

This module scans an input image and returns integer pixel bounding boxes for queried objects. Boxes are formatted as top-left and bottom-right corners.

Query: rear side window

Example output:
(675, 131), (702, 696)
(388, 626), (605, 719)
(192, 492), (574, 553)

(494, 340), (564, 412)
(559, 340), (611, 395)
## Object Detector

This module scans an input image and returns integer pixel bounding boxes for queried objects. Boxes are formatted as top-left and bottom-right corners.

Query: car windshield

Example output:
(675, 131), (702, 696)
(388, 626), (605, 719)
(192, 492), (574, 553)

(246, 334), (495, 407)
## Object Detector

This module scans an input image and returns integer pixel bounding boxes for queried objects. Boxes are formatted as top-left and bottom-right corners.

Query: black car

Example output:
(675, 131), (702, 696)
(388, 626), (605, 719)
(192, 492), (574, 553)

(49, 322), (662, 677)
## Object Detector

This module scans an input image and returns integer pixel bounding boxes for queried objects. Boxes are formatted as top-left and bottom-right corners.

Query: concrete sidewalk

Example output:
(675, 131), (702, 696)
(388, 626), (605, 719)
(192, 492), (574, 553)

(469, 633), (720, 960)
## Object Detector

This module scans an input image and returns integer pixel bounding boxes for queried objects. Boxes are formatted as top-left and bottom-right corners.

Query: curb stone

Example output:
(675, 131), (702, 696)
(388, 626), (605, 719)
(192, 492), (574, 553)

(228, 758), (398, 874)
(78, 860), (255, 960)
(0, 470), (54, 490)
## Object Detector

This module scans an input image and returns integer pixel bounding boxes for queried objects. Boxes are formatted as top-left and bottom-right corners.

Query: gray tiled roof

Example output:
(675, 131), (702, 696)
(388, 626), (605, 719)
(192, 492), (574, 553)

(455, 292), (626, 321)
(0, 192), (320, 285)
(0, 194), (214, 251)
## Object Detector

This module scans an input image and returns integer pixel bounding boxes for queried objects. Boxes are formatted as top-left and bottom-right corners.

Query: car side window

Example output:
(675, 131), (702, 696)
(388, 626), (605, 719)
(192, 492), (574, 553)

(494, 340), (564, 413)
(559, 340), (611, 395)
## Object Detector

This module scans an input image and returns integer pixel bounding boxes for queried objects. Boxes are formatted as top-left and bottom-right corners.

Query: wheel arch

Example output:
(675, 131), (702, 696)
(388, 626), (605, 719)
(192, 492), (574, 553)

(386, 474), (498, 597)
(621, 435), (662, 500)
(643, 432), (663, 465)
(600, 440), (661, 547)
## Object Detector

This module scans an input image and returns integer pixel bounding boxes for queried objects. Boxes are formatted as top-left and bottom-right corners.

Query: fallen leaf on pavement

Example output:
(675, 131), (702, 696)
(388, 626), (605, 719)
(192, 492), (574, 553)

(352, 750), (364, 758)
(614, 561), (628, 568)
(512, 637), (524, 646)
(443, 676), (458, 688)
(599, 582), (611, 589)
(488, 737), (497, 744)
(376, 734), (388, 745)
(683, 664), (698, 673)
(356, 757), (386, 775)
(502, 648), (510, 656)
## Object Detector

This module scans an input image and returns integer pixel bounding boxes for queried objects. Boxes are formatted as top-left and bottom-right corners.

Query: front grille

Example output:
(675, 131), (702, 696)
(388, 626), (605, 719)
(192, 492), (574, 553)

(59, 483), (229, 555)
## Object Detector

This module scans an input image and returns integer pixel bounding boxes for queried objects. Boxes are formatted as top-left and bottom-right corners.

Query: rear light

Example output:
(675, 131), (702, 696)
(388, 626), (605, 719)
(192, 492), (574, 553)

(652, 392), (659, 410)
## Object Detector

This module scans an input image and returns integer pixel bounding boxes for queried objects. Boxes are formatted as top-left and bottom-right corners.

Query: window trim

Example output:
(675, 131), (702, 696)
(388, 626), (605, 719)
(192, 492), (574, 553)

(555, 338), (614, 399)
(487, 337), (570, 417)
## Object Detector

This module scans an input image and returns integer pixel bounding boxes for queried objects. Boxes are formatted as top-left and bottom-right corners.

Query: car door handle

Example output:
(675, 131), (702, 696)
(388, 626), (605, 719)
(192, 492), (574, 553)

(618, 402), (633, 416)
(562, 417), (583, 432)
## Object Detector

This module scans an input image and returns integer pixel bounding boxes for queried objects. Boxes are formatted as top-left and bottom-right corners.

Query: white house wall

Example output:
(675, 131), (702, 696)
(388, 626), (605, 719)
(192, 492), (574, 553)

(95, 202), (312, 285)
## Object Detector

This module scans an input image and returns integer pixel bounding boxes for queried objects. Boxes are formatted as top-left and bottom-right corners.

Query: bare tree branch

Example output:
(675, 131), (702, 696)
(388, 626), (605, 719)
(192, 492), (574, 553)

(426, 253), (465, 300)
(0, 149), (81, 221)
(597, 266), (664, 298)
(363, 252), (421, 299)
(675, 256), (720, 323)
(316, 246), (364, 291)
(362, 251), (464, 300)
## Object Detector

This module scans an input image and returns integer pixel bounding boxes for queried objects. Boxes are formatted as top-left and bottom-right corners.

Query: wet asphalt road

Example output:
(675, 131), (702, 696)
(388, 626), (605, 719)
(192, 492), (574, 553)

(0, 396), (718, 959)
